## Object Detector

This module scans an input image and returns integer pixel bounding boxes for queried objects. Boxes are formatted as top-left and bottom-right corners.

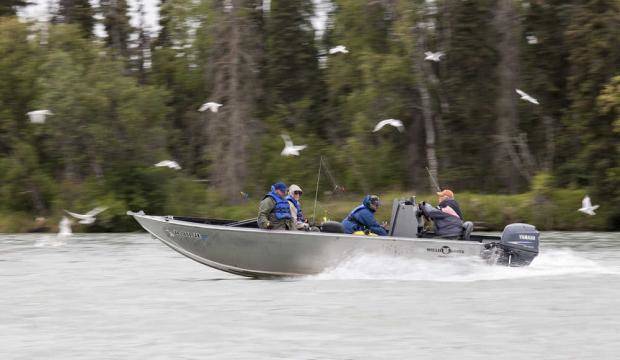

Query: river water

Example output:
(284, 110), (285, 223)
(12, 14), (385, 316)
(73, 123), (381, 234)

(1, 232), (619, 359)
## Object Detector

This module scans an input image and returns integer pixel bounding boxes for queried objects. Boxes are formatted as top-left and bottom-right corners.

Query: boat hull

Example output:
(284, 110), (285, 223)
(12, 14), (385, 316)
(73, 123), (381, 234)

(132, 213), (493, 277)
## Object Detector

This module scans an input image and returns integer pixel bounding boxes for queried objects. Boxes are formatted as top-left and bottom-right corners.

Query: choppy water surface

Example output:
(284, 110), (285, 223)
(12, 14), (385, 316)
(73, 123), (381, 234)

(1, 232), (619, 359)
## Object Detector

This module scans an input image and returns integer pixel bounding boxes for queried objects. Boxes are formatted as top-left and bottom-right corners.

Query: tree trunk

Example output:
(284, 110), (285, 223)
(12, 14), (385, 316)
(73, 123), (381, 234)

(28, 181), (46, 214)
(542, 115), (555, 171)
(412, 26), (439, 190)
(406, 112), (425, 190)
(135, 0), (149, 85)
(493, 0), (521, 192)
(206, 0), (261, 201)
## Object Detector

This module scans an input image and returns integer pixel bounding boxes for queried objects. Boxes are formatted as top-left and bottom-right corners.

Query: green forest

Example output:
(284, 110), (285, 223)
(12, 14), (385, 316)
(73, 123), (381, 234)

(0, 0), (618, 232)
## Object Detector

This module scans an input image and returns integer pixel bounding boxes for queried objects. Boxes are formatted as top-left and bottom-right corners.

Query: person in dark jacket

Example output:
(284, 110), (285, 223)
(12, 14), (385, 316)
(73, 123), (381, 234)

(258, 182), (294, 230)
(342, 195), (388, 236)
(436, 189), (463, 219)
(418, 201), (464, 238)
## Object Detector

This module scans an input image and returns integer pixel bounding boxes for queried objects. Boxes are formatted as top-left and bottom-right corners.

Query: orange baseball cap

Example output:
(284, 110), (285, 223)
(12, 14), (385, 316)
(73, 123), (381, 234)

(436, 189), (454, 198)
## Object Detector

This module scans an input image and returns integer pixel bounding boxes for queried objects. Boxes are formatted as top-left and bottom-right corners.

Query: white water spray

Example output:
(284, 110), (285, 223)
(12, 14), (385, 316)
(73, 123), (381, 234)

(309, 248), (618, 282)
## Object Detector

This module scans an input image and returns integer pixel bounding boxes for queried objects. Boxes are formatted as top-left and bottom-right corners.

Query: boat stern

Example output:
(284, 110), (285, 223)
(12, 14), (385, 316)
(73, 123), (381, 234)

(494, 223), (540, 266)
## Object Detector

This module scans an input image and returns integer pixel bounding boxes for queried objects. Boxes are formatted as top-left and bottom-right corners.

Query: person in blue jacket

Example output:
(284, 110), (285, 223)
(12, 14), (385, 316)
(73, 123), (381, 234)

(342, 195), (388, 236)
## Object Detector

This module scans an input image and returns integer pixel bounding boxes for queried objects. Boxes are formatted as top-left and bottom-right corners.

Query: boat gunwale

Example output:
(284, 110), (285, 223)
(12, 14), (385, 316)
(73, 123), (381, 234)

(134, 213), (493, 246)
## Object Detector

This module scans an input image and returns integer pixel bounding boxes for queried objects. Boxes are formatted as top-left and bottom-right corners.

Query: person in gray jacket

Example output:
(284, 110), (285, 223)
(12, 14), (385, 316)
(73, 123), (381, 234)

(257, 182), (294, 230)
(418, 202), (463, 238)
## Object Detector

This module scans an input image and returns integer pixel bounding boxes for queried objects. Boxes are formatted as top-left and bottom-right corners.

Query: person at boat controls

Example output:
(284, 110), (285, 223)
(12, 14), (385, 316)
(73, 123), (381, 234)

(436, 189), (464, 219)
(286, 184), (309, 231)
(418, 200), (464, 239)
(342, 195), (388, 236)
(258, 182), (294, 230)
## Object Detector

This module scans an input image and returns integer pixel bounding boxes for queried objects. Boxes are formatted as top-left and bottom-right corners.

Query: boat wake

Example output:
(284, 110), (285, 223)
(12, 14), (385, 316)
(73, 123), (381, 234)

(33, 235), (68, 247)
(310, 248), (619, 282)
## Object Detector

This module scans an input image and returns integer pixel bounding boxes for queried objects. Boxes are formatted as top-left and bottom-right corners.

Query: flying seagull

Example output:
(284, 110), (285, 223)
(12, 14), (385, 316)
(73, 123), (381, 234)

(373, 119), (404, 133)
(578, 195), (599, 216)
(64, 207), (108, 225)
(424, 51), (444, 62)
(155, 160), (181, 170)
(198, 102), (223, 113)
(516, 89), (540, 105)
(280, 134), (307, 156)
(328, 45), (349, 55)
(27, 110), (53, 124)
(526, 35), (539, 45)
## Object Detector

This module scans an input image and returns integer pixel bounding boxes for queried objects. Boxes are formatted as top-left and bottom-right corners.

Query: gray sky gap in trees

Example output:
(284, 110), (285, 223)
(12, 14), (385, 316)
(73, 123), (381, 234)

(20, 0), (331, 37)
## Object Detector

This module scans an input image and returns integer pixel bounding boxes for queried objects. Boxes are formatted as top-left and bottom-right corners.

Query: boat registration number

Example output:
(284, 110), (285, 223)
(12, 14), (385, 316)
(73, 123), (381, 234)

(164, 227), (203, 241)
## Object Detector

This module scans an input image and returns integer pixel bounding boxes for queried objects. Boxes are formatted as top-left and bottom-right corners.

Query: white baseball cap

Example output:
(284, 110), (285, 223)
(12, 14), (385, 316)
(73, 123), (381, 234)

(288, 184), (303, 195)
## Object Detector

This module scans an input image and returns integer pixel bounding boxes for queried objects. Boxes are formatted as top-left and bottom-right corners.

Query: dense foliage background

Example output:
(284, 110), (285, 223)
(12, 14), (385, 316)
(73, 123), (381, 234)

(0, 0), (618, 231)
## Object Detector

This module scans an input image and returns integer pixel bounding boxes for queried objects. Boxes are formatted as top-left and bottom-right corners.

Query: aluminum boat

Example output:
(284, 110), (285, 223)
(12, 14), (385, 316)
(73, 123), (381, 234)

(128, 197), (540, 278)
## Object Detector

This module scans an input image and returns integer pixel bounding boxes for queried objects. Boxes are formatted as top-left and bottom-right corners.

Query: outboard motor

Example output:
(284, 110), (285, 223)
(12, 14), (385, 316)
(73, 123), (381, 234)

(496, 223), (540, 266)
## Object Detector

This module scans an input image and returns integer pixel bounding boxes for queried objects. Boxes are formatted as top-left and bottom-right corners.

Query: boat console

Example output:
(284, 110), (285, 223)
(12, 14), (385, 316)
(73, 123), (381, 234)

(388, 197), (422, 238)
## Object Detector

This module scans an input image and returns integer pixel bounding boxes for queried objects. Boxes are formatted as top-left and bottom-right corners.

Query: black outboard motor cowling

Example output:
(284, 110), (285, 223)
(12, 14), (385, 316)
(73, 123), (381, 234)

(497, 223), (540, 266)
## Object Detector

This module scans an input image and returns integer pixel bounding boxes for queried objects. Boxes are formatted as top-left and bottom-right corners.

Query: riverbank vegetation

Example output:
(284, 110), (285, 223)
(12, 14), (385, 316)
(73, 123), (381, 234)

(0, 1), (618, 232)
(0, 179), (610, 232)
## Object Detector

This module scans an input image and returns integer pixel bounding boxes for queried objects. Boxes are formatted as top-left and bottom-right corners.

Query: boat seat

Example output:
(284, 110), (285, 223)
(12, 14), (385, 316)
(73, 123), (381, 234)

(321, 221), (345, 234)
(461, 221), (474, 240)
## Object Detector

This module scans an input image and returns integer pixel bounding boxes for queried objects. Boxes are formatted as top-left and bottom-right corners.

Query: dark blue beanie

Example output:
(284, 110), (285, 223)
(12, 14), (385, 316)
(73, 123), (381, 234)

(273, 182), (287, 192)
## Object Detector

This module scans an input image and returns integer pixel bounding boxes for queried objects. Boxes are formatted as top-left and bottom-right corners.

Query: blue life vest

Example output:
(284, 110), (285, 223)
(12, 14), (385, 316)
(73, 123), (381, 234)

(342, 203), (387, 236)
(265, 191), (292, 220)
(346, 205), (367, 228)
(286, 195), (304, 222)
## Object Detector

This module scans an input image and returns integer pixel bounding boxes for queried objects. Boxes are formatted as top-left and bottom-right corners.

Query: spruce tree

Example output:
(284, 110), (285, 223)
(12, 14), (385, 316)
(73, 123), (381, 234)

(150, 0), (206, 175)
(321, 0), (410, 191)
(519, 1), (575, 172)
(153, 0), (171, 48)
(596, 75), (620, 227)
(0, 18), (39, 155)
(54, 0), (95, 37)
(493, 0), (523, 192)
(264, 0), (320, 121)
(101, 0), (132, 58)
(0, 0), (31, 17)
(133, 0), (150, 84)
(436, 0), (499, 191)
(560, 0), (620, 199)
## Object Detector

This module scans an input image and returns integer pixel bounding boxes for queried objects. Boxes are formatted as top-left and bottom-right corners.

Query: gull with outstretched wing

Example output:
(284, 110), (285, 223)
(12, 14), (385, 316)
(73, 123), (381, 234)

(198, 102), (223, 113)
(64, 207), (108, 225)
(329, 45), (349, 55)
(516, 89), (540, 105)
(424, 51), (444, 62)
(155, 160), (181, 170)
(578, 195), (599, 216)
(280, 134), (307, 156)
(27, 110), (53, 124)
(373, 119), (404, 133)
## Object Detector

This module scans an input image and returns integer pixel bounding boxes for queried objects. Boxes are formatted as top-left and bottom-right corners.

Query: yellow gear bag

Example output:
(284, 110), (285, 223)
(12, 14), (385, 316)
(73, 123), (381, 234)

(352, 230), (378, 236)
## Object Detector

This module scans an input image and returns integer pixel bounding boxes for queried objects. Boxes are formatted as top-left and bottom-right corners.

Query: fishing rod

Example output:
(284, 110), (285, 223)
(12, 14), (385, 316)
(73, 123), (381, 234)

(312, 156), (344, 224)
(425, 166), (441, 192)
(312, 156), (322, 224)
(321, 157), (339, 192)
